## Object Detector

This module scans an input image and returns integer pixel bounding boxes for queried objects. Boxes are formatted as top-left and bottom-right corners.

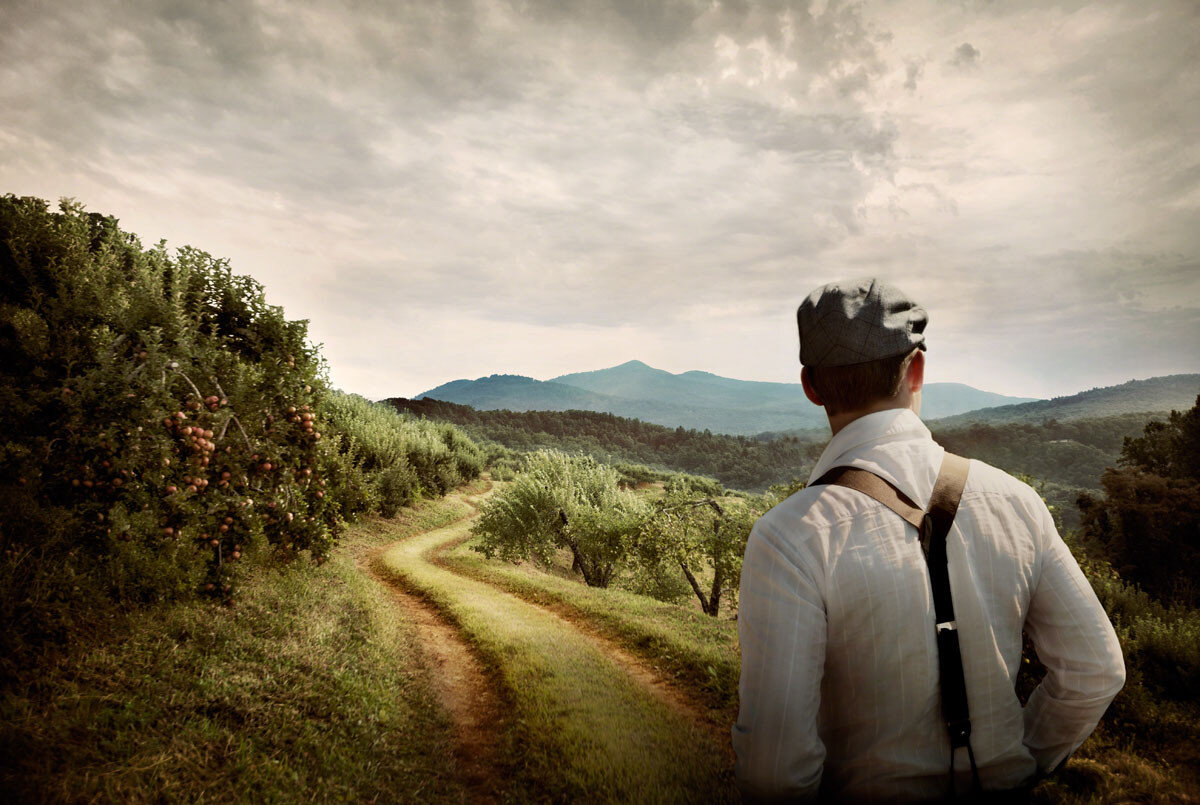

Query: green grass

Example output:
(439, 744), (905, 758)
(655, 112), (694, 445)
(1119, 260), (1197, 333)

(372, 511), (737, 803)
(441, 537), (740, 716)
(0, 493), (474, 804)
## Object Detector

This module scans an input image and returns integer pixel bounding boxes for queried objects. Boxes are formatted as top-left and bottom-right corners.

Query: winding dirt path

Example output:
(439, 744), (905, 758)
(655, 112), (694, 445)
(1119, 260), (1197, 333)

(368, 548), (507, 803)
(427, 531), (734, 757)
(365, 483), (735, 800)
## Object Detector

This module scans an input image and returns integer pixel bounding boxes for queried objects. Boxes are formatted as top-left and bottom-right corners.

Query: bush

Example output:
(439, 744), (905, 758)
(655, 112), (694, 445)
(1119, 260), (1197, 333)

(1060, 530), (1200, 708)
(322, 391), (482, 511)
(0, 195), (483, 680)
(472, 450), (647, 587)
(376, 461), (420, 518)
(0, 196), (350, 671)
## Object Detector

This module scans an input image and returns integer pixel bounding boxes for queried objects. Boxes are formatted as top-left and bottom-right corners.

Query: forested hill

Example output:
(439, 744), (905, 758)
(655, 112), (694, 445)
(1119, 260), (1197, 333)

(930, 374), (1200, 427)
(385, 397), (823, 492)
(385, 398), (1165, 521)
(415, 360), (1037, 435)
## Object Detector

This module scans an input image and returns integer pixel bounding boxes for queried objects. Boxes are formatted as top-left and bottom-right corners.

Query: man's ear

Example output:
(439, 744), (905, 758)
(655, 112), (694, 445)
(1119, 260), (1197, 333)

(800, 366), (823, 407)
(907, 349), (925, 394)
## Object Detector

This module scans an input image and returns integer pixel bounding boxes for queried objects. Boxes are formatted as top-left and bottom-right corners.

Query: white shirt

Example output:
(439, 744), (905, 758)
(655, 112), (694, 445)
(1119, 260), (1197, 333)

(732, 408), (1125, 802)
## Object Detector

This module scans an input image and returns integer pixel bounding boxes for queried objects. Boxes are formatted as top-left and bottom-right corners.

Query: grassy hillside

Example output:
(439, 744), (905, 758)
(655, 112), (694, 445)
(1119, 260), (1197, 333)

(372, 490), (737, 802)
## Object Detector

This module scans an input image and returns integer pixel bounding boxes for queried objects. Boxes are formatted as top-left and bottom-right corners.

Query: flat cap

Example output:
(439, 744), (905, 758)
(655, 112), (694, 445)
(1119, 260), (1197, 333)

(797, 278), (927, 367)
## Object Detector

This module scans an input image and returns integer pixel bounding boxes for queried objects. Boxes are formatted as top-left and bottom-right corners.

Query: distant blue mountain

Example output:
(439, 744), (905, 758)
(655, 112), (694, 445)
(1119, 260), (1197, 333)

(415, 360), (1043, 435)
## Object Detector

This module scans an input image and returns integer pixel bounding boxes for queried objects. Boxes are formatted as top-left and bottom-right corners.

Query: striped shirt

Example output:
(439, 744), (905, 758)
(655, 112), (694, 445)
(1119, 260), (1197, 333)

(732, 408), (1125, 802)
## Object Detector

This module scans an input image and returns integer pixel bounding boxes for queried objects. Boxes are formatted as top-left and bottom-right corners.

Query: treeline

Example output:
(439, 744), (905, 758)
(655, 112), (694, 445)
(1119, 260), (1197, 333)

(387, 397), (822, 491)
(931, 413), (1158, 529)
(932, 413), (1158, 489)
(1077, 396), (1200, 610)
(387, 398), (1156, 515)
(0, 196), (481, 681)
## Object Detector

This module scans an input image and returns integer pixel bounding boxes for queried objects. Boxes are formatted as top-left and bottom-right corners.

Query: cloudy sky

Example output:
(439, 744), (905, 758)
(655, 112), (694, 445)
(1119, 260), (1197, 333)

(2, 0), (1197, 400)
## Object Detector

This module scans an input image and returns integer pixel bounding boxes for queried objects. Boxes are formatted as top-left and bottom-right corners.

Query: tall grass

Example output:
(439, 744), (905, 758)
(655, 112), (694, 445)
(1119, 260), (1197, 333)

(0, 495), (475, 803)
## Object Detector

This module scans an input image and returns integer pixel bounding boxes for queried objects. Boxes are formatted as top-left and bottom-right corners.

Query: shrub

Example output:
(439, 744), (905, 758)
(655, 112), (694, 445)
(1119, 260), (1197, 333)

(322, 391), (482, 510)
(472, 450), (647, 587)
(0, 196), (345, 661)
(0, 196), (482, 679)
(376, 461), (421, 518)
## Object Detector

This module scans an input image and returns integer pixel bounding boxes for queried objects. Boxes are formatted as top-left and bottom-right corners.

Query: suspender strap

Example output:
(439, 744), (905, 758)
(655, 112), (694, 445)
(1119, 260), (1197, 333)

(811, 465), (925, 530)
(814, 452), (981, 798)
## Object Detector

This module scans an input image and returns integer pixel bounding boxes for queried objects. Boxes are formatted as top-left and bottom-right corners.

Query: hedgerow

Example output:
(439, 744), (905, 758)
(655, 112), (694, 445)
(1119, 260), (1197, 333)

(321, 391), (484, 516)
(0, 195), (480, 679)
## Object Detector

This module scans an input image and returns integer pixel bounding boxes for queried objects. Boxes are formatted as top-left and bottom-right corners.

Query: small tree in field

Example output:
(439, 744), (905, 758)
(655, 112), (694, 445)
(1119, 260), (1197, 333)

(471, 450), (645, 587)
(634, 479), (763, 617)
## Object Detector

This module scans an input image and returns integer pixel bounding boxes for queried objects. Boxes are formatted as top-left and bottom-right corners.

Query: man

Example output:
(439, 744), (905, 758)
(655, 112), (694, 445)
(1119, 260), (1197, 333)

(732, 278), (1125, 802)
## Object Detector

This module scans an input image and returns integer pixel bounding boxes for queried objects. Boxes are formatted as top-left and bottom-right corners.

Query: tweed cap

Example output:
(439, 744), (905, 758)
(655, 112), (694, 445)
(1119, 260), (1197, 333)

(797, 278), (927, 367)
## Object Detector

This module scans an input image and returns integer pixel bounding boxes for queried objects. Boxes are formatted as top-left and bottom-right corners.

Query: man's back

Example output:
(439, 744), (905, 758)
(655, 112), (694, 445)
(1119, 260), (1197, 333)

(733, 407), (1125, 802)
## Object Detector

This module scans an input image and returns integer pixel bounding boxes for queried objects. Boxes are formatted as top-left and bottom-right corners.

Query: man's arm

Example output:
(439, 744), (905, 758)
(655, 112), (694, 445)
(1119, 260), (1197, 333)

(1022, 500), (1125, 773)
(732, 517), (827, 802)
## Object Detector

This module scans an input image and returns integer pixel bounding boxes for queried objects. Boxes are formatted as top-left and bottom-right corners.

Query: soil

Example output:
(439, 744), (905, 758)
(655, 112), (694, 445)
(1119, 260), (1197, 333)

(366, 545), (509, 804)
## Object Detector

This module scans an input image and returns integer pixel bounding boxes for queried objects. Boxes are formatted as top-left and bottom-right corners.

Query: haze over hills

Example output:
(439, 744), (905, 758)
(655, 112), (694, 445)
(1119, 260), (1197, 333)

(927, 374), (1200, 428)
(415, 360), (1040, 435)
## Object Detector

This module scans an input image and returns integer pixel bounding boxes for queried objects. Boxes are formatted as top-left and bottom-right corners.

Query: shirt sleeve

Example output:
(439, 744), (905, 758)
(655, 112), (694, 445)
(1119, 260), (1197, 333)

(1022, 500), (1125, 773)
(732, 516), (827, 802)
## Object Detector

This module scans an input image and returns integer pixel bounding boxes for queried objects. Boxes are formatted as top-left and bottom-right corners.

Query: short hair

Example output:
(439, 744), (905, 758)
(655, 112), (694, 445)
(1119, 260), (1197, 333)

(807, 347), (919, 416)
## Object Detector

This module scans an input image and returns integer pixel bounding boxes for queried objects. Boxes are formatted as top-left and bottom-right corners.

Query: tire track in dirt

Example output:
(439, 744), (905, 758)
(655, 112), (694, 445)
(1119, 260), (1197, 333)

(358, 497), (507, 804)
(426, 531), (735, 761)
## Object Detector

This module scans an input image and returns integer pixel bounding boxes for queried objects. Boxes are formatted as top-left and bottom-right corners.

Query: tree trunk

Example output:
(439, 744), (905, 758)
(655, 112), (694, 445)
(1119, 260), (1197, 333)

(707, 565), (723, 618)
(679, 560), (712, 615)
(567, 541), (596, 586)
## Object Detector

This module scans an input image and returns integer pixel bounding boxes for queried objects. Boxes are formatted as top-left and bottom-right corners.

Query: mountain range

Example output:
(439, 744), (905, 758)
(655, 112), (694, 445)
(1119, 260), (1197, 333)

(414, 360), (1048, 435)
(926, 374), (1200, 428)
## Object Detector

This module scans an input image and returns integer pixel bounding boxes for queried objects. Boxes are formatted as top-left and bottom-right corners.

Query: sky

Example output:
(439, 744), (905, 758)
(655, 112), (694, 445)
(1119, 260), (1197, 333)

(2, 0), (1198, 401)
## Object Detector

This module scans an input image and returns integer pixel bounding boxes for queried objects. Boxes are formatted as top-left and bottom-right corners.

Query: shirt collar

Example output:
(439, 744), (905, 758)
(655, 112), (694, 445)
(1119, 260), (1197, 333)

(806, 407), (932, 487)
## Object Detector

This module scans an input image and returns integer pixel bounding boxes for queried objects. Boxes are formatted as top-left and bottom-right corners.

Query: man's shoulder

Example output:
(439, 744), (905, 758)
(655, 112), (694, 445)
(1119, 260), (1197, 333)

(754, 455), (1047, 535)
(960, 455), (1046, 510)
(753, 482), (872, 541)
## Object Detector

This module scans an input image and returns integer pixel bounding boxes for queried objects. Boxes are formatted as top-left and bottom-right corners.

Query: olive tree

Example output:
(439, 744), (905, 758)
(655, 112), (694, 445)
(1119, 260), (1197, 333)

(471, 450), (646, 587)
(634, 479), (765, 617)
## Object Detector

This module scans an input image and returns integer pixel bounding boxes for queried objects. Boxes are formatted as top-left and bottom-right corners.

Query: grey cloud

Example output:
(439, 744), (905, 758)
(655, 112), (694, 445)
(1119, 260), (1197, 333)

(951, 42), (980, 67)
(2, 0), (1198, 399)
(904, 59), (925, 92)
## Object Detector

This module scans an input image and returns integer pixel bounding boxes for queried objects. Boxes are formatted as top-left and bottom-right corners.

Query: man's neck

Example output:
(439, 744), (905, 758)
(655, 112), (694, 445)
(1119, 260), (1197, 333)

(826, 396), (920, 437)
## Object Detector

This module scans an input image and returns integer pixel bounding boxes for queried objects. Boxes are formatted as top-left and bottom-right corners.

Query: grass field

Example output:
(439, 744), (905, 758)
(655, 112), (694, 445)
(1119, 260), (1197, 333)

(371, 494), (738, 803)
(0, 495), (474, 804)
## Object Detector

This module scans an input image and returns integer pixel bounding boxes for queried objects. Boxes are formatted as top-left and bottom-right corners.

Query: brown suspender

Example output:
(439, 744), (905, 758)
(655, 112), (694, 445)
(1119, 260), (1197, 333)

(814, 452), (980, 798)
